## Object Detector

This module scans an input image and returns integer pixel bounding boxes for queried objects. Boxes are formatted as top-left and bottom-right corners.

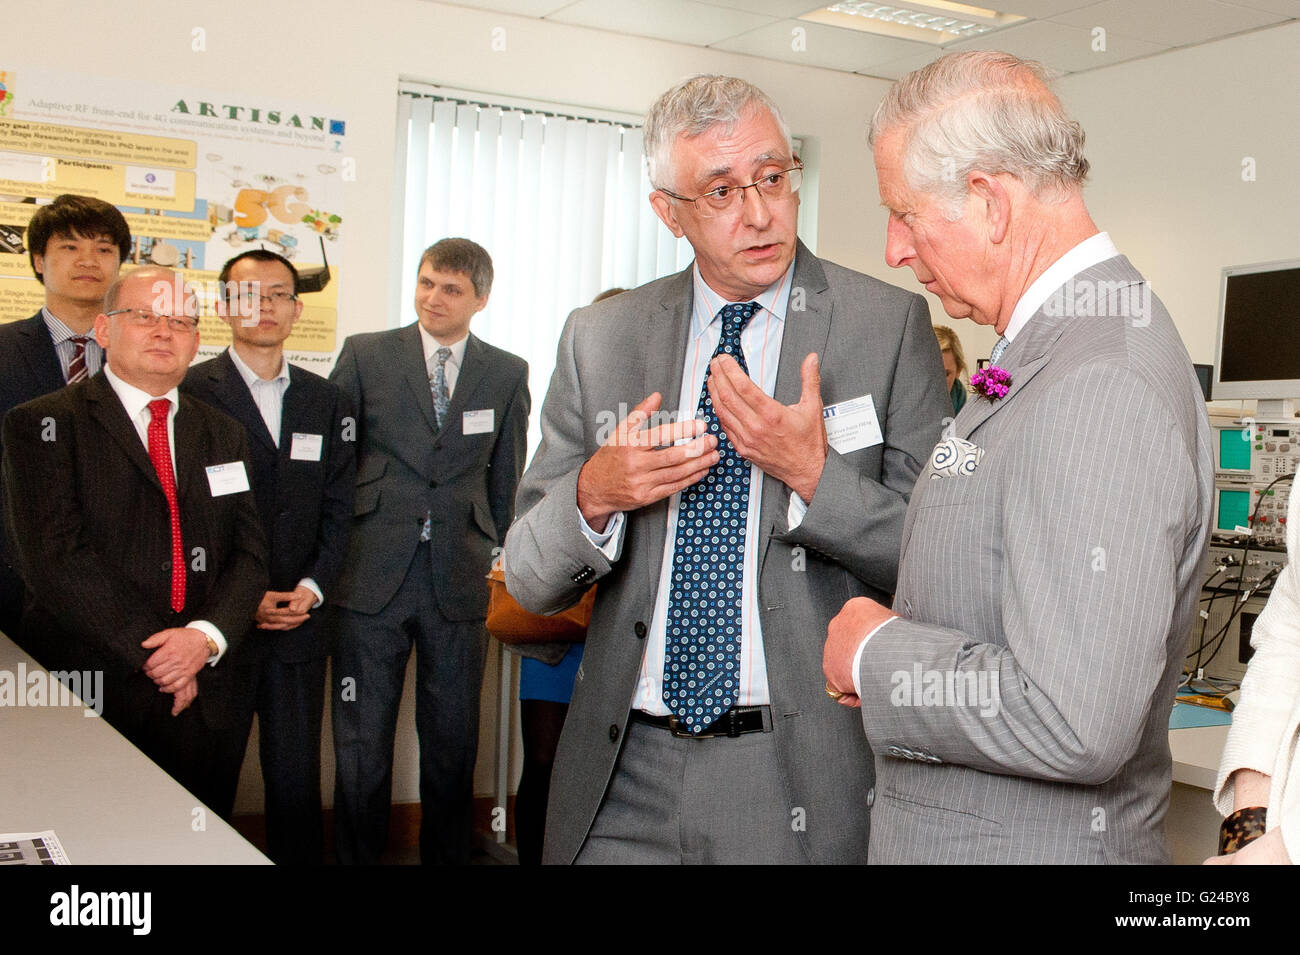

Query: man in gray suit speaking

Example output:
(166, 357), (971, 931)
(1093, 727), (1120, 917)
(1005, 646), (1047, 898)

(823, 52), (1213, 863)
(505, 75), (950, 863)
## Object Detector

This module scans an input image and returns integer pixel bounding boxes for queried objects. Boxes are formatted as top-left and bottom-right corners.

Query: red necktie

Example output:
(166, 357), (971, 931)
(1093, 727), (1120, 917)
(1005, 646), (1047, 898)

(147, 398), (185, 613)
(67, 336), (89, 384)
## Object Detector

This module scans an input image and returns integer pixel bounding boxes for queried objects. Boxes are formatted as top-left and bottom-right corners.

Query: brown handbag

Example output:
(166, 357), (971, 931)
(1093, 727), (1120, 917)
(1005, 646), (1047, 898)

(486, 559), (593, 644)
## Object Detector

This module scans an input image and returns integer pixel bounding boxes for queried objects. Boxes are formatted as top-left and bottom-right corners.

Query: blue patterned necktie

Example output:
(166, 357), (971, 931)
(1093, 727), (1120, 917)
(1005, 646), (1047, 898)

(989, 335), (1009, 366)
(663, 301), (758, 734)
(430, 346), (452, 429)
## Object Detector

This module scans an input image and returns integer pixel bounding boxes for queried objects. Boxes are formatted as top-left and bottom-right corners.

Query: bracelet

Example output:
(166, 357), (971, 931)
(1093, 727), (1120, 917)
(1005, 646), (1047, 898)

(1218, 806), (1267, 855)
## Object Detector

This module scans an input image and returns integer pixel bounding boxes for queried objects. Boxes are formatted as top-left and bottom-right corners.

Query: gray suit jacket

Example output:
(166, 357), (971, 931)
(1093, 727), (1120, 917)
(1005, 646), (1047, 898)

(329, 325), (529, 619)
(505, 242), (950, 863)
(858, 255), (1213, 864)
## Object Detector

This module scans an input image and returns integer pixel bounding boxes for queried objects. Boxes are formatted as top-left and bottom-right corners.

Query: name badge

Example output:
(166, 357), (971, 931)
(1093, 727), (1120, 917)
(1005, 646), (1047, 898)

(205, 461), (251, 496)
(290, 432), (323, 462)
(822, 394), (883, 454)
(463, 409), (494, 435)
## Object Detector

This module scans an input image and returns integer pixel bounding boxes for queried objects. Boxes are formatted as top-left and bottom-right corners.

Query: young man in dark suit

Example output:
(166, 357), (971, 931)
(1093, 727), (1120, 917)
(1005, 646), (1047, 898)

(329, 238), (529, 865)
(183, 250), (356, 863)
(0, 194), (132, 639)
(2, 266), (267, 816)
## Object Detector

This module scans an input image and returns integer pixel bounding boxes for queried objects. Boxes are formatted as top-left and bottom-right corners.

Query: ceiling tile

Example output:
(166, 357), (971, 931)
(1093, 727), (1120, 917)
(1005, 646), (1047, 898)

(697, 0), (826, 16)
(995, 0), (1100, 15)
(1052, 0), (1287, 48)
(1222, 0), (1300, 16)
(948, 19), (1169, 73)
(439, 0), (576, 15)
(548, 0), (777, 45)
(712, 18), (934, 71)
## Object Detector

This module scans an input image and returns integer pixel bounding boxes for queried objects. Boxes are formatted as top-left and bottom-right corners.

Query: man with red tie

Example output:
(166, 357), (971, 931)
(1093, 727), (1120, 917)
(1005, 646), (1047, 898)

(1, 266), (266, 816)
(0, 194), (132, 639)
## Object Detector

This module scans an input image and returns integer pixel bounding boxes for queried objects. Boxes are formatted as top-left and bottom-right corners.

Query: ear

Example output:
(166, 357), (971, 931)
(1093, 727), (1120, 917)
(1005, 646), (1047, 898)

(93, 312), (110, 350)
(474, 292), (490, 315)
(31, 252), (45, 280)
(649, 191), (685, 239)
(967, 170), (1011, 245)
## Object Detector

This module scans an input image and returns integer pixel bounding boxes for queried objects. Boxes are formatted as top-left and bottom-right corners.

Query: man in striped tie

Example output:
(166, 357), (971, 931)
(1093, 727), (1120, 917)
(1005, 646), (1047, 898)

(0, 194), (132, 640)
(2, 266), (267, 818)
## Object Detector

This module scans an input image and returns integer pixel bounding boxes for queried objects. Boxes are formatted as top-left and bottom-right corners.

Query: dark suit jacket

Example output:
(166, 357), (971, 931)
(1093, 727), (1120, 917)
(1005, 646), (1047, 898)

(0, 312), (67, 633)
(329, 326), (529, 619)
(505, 243), (951, 863)
(182, 350), (356, 664)
(1, 372), (268, 726)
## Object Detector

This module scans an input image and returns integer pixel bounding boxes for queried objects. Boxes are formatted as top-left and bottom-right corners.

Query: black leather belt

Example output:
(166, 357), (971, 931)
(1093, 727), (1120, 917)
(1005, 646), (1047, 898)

(631, 705), (772, 739)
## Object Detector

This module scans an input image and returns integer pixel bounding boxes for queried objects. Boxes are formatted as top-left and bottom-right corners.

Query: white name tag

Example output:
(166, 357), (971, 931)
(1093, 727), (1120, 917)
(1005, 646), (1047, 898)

(463, 409), (494, 435)
(290, 432), (323, 462)
(822, 394), (883, 455)
(205, 461), (251, 496)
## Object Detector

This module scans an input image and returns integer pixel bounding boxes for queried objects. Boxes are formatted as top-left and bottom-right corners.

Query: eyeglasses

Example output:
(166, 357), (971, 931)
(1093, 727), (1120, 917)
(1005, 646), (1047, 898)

(106, 309), (199, 333)
(660, 165), (803, 218)
(235, 290), (298, 307)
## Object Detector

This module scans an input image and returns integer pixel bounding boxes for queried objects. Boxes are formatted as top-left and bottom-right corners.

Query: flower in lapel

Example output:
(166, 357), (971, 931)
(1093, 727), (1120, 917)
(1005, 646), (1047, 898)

(970, 365), (1012, 401)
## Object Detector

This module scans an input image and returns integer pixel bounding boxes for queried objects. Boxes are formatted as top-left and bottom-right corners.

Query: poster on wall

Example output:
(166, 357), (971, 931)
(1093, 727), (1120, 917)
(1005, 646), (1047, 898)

(0, 67), (346, 373)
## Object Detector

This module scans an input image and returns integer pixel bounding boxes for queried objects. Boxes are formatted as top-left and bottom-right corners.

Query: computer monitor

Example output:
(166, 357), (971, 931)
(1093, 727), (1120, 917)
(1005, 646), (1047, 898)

(1213, 422), (1255, 478)
(1212, 485), (1253, 537)
(1213, 259), (1300, 411)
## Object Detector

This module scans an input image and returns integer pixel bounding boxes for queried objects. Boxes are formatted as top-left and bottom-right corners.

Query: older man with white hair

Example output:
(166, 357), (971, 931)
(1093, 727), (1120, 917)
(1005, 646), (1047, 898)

(506, 74), (949, 864)
(823, 51), (1212, 864)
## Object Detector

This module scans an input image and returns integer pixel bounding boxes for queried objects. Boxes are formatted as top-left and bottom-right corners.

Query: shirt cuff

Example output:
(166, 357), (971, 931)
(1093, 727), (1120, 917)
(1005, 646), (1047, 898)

(579, 509), (625, 560)
(851, 616), (899, 698)
(187, 620), (227, 666)
(787, 491), (809, 531)
(298, 578), (323, 609)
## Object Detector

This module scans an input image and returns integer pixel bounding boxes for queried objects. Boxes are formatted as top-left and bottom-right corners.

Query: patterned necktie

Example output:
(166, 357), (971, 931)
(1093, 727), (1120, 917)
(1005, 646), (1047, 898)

(147, 399), (186, 613)
(430, 346), (452, 429)
(67, 336), (89, 384)
(663, 301), (757, 734)
(989, 335), (1009, 366)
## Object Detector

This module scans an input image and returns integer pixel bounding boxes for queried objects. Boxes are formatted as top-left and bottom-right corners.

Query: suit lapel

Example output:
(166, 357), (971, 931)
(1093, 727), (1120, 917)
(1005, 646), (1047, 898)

(208, 350), (277, 451)
(441, 333), (487, 436)
(20, 312), (67, 392)
(637, 267), (694, 612)
(760, 245), (829, 571)
(396, 323), (441, 436)
(86, 374), (163, 493)
(281, 365), (309, 447)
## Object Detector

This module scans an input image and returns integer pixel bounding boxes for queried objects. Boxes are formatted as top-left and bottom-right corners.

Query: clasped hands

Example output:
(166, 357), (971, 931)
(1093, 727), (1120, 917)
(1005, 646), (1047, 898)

(576, 352), (827, 532)
(141, 627), (212, 716)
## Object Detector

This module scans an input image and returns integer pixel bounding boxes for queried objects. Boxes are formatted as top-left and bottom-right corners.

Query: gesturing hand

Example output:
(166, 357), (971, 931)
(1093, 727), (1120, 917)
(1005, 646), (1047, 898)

(708, 352), (827, 503)
(576, 392), (717, 532)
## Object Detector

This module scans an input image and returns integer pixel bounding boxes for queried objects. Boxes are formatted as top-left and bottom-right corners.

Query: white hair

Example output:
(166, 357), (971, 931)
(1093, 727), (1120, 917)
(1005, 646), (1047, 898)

(869, 51), (1089, 219)
(644, 74), (793, 191)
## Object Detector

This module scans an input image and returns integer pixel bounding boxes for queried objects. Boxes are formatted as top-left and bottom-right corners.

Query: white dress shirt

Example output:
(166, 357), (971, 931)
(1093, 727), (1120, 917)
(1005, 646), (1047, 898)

(418, 325), (467, 397)
(102, 365), (228, 663)
(850, 231), (1122, 693)
(226, 346), (322, 607)
(583, 262), (798, 713)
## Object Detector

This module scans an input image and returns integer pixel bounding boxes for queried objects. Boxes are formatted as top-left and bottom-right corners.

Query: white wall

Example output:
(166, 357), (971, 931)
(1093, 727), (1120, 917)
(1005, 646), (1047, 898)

(1058, 20), (1300, 370)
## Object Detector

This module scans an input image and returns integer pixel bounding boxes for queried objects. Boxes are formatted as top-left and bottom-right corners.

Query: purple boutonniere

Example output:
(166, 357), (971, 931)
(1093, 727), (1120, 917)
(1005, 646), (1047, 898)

(970, 365), (1012, 401)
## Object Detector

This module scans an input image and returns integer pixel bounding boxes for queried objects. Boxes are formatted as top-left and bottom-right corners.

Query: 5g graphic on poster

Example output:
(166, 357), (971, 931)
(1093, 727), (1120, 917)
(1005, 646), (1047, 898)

(0, 67), (346, 372)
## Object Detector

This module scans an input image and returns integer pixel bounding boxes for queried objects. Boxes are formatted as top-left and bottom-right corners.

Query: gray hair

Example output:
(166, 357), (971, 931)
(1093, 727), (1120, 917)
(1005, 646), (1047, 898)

(644, 75), (793, 191)
(869, 51), (1089, 219)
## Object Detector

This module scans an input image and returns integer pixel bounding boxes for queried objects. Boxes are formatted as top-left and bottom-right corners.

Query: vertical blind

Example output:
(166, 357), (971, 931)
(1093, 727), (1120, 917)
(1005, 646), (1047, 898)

(394, 88), (693, 458)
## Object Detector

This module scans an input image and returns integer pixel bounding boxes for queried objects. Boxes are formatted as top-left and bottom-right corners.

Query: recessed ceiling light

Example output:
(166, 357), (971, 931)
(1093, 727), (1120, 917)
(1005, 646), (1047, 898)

(801, 1), (1026, 45)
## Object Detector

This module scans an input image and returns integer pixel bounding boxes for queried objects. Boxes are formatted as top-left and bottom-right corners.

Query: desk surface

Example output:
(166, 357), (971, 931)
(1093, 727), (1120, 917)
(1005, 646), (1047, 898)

(1170, 723), (1230, 791)
(0, 632), (269, 864)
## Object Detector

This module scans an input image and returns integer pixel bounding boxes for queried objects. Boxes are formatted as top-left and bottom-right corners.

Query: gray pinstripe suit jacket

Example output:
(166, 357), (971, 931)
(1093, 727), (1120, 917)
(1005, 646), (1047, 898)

(858, 255), (1213, 864)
